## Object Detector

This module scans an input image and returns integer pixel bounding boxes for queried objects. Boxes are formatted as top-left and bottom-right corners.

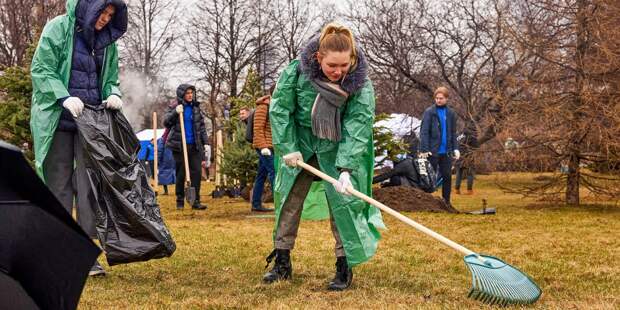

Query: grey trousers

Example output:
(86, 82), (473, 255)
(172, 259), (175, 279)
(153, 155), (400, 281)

(274, 157), (345, 257)
(43, 130), (97, 238)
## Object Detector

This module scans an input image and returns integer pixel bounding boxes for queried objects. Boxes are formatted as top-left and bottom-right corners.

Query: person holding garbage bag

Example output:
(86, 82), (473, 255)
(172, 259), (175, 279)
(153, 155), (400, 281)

(263, 23), (385, 291)
(164, 84), (209, 210)
(30, 0), (129, 276)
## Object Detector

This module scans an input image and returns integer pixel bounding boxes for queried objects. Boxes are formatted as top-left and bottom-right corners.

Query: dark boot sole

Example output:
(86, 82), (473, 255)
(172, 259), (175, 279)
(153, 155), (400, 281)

(327, 282), (351, 291)
(252, 208), (274, 212)
(262, 272), (292, 284)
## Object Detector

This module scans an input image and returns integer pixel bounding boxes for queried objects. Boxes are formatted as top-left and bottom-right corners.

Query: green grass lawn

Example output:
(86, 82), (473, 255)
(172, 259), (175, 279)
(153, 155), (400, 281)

(79, 173), (619, 309)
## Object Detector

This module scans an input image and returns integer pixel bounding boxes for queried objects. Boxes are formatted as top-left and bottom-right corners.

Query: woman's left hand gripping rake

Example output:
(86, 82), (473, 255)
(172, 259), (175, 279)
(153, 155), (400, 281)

(296, 160), (542, 306)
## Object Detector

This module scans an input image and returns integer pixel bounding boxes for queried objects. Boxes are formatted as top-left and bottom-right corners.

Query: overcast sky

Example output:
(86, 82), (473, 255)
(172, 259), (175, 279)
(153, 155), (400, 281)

(137, 0), (351, 91)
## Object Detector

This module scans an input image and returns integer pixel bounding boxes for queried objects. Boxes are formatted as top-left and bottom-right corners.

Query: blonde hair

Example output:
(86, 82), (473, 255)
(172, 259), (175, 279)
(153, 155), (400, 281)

(434, 86), (450, 98)
(318, 23), (357, 66)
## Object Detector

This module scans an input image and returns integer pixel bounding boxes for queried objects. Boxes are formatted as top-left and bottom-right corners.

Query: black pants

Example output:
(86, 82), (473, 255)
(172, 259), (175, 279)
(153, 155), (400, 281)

(430, 154), (452, 204)
(172, 144), (202, 205)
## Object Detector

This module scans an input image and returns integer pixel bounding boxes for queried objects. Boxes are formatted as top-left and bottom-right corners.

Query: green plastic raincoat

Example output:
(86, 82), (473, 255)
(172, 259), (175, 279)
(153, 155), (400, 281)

(270, 58), (385, 267)
(30, 0), (122, 180)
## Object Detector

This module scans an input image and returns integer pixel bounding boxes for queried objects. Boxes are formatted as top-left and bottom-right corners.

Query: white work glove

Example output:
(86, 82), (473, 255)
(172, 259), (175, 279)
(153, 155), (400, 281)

(105, 94), (123, 110)
(62, 97), (84, 118)
(175, 104), (184, 114)
(419, 152), (432, 159)
(334, 171), (352, 196)
(454, 150), (461, 160)
(282, 151), (302, 167)
(261, 148), (271, 156)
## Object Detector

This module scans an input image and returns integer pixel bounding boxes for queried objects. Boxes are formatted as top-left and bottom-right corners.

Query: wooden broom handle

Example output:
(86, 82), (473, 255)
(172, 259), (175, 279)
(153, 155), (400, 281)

(178, 112), (191, 183)
(296, 160), (476, 257)
(153, 112), (158, 189)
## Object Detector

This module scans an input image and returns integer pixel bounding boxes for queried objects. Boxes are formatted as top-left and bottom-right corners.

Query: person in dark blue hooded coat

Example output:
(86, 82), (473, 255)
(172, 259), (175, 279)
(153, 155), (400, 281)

(157, 135), (176, 195)
(163, 84), (210, 210)
(31, 0), (128, 277)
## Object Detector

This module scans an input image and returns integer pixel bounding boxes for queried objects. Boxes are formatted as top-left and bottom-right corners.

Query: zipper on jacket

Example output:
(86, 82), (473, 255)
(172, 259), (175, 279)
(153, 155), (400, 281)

(99, 48), (107, 99)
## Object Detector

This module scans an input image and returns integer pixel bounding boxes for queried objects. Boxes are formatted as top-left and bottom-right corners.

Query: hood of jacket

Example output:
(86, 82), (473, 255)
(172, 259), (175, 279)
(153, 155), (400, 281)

(176, 84), (200, 106)
(72, 0), (128, 50)
(299, 34), (369, 95)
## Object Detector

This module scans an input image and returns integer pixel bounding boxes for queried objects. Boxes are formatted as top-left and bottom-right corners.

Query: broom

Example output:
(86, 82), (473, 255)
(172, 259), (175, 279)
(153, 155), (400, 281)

(297, 160), (541, 306)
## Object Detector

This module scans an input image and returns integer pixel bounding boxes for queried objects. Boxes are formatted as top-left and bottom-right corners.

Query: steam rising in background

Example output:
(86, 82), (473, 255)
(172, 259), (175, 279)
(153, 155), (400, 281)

(118, 69), (162, 131)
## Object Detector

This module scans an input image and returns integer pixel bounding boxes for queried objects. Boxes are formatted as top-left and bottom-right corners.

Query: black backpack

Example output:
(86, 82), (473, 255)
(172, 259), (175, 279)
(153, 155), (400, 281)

(244, 110), (255, 143)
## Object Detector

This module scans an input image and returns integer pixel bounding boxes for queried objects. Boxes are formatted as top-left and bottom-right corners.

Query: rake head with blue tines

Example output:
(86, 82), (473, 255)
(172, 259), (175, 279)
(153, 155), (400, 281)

(464, 254), (541, 306)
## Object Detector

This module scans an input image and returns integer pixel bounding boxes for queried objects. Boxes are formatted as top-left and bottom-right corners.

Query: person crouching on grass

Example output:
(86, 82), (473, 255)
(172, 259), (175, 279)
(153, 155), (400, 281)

(263, 23), (385, 291)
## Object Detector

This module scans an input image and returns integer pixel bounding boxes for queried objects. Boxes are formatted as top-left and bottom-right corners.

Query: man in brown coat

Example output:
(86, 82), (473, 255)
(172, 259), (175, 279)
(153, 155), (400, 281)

(251, 94), (275, 212)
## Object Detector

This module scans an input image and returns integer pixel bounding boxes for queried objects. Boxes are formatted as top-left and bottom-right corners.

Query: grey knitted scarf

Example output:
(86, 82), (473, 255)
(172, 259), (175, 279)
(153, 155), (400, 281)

(310, 79), (349, 142)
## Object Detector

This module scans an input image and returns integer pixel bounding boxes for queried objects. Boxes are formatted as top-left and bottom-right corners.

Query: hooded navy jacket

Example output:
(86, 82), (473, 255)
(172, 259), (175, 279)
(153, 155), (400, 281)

(57, 0), (127, 131)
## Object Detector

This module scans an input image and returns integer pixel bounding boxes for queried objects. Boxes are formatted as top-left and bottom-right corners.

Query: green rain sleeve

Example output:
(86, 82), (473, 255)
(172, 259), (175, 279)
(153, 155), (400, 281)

(269, 60), (300, 156)
(31, 20), (71, 103)
(335, 81), (376, 171)
(101, 43), (122, 98)
(30, 17), (72, 178)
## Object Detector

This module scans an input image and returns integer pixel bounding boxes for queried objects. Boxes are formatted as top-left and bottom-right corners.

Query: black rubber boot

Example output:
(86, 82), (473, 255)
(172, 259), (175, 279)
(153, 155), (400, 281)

(192, 202), (207, 210)
(263, 249), (292, 283)
(328, 256), (352, 291)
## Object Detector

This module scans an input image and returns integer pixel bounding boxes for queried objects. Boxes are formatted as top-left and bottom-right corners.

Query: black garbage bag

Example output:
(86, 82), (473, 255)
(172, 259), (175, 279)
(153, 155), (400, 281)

(414, 158), (437, 193)
(75, 105), (175, 266)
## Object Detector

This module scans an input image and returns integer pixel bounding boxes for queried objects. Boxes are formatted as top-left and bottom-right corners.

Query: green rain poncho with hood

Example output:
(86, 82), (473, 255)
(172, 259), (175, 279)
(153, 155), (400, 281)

(30, 0), (124, 180)
(270, 36), (385, 267)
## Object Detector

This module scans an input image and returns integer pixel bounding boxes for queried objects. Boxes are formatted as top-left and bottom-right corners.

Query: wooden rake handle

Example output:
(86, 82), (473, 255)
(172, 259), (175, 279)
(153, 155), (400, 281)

(178, 112), (191, 183)
(296, 160), (476, 257)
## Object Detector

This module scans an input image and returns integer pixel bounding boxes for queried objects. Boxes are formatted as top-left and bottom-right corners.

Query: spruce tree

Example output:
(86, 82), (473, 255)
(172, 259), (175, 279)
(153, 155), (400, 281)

(219, 69), (263, 186)
(0, 33), (38, 160)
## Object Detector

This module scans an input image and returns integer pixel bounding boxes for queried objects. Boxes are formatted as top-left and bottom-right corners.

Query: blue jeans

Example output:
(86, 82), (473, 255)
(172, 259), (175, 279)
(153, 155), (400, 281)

(252, 149), (275, 209)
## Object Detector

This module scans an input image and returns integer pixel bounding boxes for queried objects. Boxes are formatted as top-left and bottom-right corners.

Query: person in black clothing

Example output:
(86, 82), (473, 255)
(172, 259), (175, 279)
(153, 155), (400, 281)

(163, 84), (209, 210)
(455, 122), (479, 195)
(373, 158), (421, 188)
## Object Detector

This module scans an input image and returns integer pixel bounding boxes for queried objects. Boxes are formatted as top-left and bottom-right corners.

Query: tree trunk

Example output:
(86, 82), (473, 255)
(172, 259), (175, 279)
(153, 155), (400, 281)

(566, 152), (580, 205)
(566, 0), (588, 206)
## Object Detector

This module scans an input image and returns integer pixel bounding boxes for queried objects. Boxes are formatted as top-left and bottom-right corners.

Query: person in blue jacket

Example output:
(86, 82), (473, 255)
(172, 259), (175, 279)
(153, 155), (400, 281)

(140, 139), (155, 178)
(419, 86), (460, 205)
(157, 135), (176, 195)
